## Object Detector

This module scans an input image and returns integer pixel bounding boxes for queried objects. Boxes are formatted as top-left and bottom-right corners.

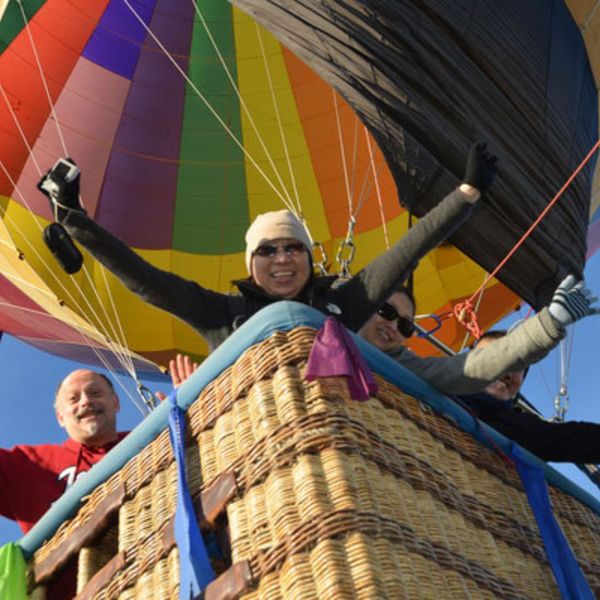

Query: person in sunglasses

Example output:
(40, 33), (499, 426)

(456, 330), (600, 463)
(358, 275), (599, 396)
(38, 143), (496, 354)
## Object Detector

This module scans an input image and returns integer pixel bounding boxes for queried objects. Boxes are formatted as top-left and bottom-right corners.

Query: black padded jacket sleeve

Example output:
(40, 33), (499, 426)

(330, 187), (477, 331)
(62, 212), (234, 349)
(482, 410), (600, 463)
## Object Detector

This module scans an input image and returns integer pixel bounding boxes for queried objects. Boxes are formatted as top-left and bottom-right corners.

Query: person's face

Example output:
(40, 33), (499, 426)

(477, 337), (525, 401)
(251, 237), (311, 299)
(55, 370), (120, 446)
(358, 291), (415, 353)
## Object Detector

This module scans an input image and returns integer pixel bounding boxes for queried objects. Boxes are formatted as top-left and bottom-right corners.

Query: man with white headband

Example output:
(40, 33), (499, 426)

(40, 144), (497, 352)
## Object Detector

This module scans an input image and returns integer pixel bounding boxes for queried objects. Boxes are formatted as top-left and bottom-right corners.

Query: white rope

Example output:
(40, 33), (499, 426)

(188, 1), (319, 247)
(189, 0), (297, 214)
(581, 1), (600, 32)
(352, 154), (374, 220)
(0, 163), (142, 380)
(0, 296), (149, 414)
(9, 6), (138, 378)
(349, 117), (360, 207)
(97, 263), (137, 375)
(80, 265), (137, 379)
(0, 160), (135, 383)
(16, 0), (69, 156)
(122, 0), (290, 207)
(332, 90), (353, 217)
(254, 22), (302, 215)
(0, 0), (143, 380)
(553, 325), (576, 420)
(365, 129), (390, 249)
(0, 84), (42, 175)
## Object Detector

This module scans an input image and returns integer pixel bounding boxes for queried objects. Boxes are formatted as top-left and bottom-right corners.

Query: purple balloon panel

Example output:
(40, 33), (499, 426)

(82, 0), (158, 79)
(96, 0), (195, 248)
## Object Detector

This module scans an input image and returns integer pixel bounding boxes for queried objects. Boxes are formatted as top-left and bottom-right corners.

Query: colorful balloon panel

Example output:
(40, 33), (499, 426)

(0, 0), (535, 372)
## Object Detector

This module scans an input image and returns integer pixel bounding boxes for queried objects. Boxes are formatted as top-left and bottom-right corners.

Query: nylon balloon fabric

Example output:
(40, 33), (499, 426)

(5, 0), (581, 373)
(229, 0), (599, 309)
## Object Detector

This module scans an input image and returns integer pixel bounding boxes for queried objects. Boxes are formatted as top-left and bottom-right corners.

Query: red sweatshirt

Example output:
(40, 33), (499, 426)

(0, 433), (128, 533)
(0, 433), (128, 599)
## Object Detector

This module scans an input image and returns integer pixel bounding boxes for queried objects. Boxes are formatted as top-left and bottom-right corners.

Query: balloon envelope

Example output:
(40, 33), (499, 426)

(3, 0), (594, 372)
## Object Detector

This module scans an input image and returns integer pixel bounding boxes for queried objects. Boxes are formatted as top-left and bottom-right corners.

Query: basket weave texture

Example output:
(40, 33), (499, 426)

(28, 327), (600, 599)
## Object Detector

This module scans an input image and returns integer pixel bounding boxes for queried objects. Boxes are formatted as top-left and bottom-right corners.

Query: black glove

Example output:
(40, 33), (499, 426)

(463, 141), (498, 193)
(37, 158), (85, 222)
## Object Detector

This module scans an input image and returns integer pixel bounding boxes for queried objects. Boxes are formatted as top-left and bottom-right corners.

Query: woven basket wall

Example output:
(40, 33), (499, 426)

(27, 327), (600, 599)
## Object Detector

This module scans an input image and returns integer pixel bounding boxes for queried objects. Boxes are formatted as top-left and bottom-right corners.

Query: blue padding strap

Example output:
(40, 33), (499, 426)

(167, 393), (215, 598)
(510, 444), (593, 599)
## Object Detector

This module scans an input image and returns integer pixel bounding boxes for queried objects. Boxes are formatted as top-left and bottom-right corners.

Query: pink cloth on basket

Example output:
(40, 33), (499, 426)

(305, 317), (377, 401)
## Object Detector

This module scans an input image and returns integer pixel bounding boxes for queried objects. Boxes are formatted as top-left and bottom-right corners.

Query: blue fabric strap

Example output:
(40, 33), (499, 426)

(510, 444), (593, 600)
(167, 393), (215, 599)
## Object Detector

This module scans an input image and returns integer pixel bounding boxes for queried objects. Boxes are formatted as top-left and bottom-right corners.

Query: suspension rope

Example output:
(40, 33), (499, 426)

(349, 117), (360, 206)
(365, 129), (390, 249)
(454, 139), (600, 338)
(552, 325), (577, 422)
(123, 0), (290, 208)
(332, 92), (373, 277)
(0, 296), (150, 414)
(1, 161), (131, 360)
(16, 0), (69, 156)
(1, 162), (142, 381)
(0, 84), (42, 175)
(11, 5), (141, 374)
(333, 90), (353, 218)
(189, 1), (297, 214)
(254, 23), (302, 215)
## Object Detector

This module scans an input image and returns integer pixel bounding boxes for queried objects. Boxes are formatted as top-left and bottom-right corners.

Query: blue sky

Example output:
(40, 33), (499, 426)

(1, 253), (600, 545)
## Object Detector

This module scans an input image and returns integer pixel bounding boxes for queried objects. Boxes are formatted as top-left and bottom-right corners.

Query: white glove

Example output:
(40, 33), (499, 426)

(548, 275), (600, 327)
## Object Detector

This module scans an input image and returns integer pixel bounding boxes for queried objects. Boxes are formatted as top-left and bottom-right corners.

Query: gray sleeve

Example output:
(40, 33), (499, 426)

(62, 211), (232, 334)
(333, 188), (477, 331)
(389, 309), (564, 395)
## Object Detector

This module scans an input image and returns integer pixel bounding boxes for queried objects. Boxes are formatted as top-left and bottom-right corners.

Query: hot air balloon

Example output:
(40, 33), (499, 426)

(0, 0), (596, 378)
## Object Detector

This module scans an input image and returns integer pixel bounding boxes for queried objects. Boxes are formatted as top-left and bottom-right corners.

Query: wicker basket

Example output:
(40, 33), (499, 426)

(27, 327), (600, 599)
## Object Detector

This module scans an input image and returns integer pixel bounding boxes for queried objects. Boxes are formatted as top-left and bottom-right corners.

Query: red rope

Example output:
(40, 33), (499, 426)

(454, 139), (600, 338)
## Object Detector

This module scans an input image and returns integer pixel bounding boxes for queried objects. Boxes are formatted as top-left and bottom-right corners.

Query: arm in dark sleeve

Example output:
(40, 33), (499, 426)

(482, 410), (600, 463)
(332, 188), (477, 331)
(61, 211), (233, 337)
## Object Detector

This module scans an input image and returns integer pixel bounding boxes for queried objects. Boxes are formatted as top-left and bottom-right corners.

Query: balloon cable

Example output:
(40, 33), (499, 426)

(189, 0), (298, 215)
(365, 129), (390, 249)
(122, 0), (292, 209)
(5, 2), (145, 389)
(454, 139), (600, 338)
(254, 22), (302, 215)
(15, 0), (69, 157)
(0, 163), (144, 393)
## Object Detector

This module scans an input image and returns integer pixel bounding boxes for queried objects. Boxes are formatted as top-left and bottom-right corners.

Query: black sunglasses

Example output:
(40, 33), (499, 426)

(377, 302), (415, 337)
(253, 242), (306, 258)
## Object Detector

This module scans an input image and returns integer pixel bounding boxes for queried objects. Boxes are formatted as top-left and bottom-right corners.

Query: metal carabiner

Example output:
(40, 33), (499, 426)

(336, 239), (356, 278)
(552, 383), (569, 422)
(312, 241), (329, 276)
(137, 381), (159, 411)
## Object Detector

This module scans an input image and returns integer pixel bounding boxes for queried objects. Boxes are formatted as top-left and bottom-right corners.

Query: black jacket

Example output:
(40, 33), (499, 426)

(459, 392), (600, 463)
(63, 188), (476, 352)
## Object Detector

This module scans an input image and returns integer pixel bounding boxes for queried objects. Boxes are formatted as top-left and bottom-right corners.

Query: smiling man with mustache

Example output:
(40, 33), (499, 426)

(0, 370), (126, 535)
(0, 370), (128, 598)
